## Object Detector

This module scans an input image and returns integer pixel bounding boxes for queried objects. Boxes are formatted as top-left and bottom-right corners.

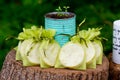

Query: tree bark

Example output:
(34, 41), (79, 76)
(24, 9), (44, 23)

(109, 53), (120, 80)
(0, 49), (109, 80)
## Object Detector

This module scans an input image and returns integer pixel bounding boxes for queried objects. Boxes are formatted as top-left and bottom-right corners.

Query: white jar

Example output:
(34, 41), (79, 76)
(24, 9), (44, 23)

(113, 20), (120, 64)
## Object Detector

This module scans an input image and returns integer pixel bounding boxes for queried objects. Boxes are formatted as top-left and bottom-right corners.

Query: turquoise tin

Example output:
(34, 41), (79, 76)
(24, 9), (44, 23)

(45, 12), (76, 46)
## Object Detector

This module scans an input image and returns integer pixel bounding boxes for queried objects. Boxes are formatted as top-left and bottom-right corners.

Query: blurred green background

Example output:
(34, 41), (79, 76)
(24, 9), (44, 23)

(0, 0), (119, 70)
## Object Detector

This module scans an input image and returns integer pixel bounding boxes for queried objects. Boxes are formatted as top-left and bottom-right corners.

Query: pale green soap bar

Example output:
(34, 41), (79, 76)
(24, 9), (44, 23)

(54, 57), (65, 68)
(87, 56), (96, 69)
(96, 40), (103, 65)
(54, 55), (86, 70)
(40, 55), (51, 68)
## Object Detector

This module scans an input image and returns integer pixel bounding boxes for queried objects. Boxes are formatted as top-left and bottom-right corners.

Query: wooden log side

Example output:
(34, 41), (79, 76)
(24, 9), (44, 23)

(0, 49), (109, 80)
(109, 53), (120, 80)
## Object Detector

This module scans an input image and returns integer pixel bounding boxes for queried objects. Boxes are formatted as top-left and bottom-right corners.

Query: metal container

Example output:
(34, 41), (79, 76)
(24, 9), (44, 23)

(45, 12), (76, 46)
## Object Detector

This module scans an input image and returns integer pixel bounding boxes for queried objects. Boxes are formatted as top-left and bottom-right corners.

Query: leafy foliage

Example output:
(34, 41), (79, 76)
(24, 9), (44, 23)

(0, 0), (119, 69)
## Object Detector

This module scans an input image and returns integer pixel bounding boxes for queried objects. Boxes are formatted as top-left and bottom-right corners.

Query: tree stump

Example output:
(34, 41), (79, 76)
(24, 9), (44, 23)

(0, 49), (109, 80)
(109, 53), (120, 80)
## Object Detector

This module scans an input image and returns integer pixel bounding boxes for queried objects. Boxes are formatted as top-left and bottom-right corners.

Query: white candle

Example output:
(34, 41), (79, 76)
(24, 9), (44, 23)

(113, 20), (120, 64)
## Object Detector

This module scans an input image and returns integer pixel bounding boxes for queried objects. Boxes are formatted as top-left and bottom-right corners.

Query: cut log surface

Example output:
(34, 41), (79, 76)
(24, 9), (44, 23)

(0, 49), (109, 80)
(109, 53), (120, 80)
